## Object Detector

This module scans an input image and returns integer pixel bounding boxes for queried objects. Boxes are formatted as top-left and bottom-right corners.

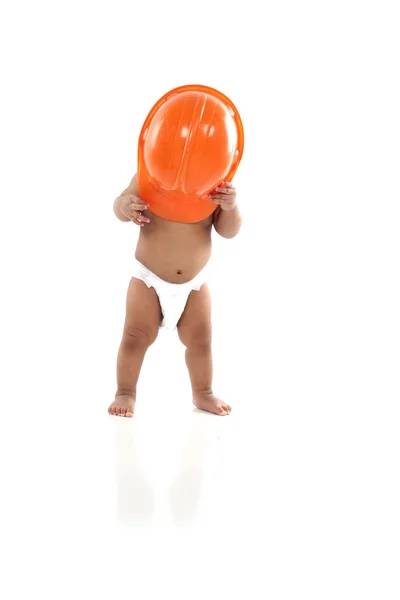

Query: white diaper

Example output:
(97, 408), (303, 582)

(132, 260), (207, 330)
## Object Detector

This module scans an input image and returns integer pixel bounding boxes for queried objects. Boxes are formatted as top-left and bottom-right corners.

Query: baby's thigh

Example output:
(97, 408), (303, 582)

(177, 284), (212, 344)
(123, 278), (162, 340)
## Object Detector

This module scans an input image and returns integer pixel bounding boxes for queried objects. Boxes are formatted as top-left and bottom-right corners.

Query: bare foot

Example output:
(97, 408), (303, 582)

(108, 394), (136, 418)
(193, 393), (232, 416)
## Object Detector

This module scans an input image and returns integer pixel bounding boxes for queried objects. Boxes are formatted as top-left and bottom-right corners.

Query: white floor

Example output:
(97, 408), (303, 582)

(2, 335), (399, 599)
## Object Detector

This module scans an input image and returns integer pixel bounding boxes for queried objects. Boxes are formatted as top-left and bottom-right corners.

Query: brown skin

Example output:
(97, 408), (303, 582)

(108, 174), (242, 418)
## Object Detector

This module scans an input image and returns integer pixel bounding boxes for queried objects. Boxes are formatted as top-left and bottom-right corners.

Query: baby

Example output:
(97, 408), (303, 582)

(108, 174), (242, 418)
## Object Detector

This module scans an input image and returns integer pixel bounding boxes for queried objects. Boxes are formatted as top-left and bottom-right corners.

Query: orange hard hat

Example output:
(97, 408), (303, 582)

(137, 84), (244, 223)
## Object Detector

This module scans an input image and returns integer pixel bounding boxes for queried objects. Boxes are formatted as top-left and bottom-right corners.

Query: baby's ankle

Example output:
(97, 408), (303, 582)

(115, 389), (136, 399)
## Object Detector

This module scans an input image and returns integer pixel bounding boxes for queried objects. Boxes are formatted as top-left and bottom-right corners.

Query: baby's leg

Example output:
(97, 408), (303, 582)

(108, 278), (162, 417)
(177, 284), (231, 416)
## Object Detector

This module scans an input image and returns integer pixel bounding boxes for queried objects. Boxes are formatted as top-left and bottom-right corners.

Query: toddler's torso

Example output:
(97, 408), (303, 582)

(135, 211), (213, 283)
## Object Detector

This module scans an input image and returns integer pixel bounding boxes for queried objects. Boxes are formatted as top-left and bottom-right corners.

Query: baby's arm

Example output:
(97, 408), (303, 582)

(113, 174), (138, 221)
(212, 182), (242, 238)
(113, 174), (150, 226)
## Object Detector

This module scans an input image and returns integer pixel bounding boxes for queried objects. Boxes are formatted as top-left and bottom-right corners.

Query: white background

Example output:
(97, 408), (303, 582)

(1, 0), (399, 598)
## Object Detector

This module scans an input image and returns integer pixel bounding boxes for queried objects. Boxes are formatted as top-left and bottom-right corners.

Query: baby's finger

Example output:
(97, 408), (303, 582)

(131, 201), (149, 211)
(220, 181), (234, 189)
(134, 210), (150, 223)
(211, 194), (232, 202)
(215, 187), (235, 195)
(130, 211), (147, 225)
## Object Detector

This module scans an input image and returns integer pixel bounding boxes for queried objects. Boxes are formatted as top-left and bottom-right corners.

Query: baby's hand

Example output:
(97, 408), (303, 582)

(210, 182), (237, 211)
(120, 194), (150, 226)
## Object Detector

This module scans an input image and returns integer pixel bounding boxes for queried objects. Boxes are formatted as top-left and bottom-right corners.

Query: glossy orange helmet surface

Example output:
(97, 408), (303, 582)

(137, 84), (244, 223)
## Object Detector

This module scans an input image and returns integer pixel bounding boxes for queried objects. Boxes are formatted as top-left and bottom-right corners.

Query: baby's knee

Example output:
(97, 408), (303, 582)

(122, 325), (158, 349)
(178, 326), (212, 350)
